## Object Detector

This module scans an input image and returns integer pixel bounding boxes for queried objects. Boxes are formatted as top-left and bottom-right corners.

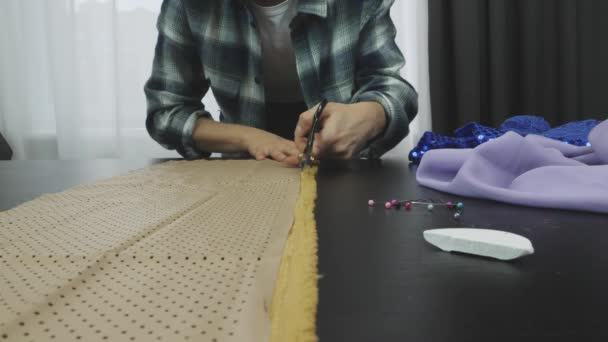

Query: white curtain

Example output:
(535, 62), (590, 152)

(388, 0), (432, 158)
(0, 0), (430, 160)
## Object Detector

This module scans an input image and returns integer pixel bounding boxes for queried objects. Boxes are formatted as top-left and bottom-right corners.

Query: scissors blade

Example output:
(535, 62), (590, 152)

(300, 99), (327, 170)
(299, 154), (308, 170)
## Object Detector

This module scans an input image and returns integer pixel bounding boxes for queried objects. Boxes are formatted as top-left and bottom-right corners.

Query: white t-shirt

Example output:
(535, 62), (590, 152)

(249, 0), (304, 103)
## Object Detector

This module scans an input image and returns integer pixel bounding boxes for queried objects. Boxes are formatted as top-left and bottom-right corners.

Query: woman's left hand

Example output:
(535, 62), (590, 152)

(293, 101), (386, 159)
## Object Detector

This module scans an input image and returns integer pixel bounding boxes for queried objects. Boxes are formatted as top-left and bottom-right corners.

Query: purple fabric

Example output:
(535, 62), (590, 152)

(416, 120), (608, 214)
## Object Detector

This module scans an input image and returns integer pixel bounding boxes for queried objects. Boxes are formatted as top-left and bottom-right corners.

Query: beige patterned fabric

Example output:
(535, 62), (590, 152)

(0, 160), (300, 342)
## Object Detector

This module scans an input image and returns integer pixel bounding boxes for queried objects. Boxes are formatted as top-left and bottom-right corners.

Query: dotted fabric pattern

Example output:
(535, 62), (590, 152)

(0, 160), (300, 342)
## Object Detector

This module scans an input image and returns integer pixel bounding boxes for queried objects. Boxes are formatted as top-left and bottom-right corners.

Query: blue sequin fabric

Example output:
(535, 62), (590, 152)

(409, 115), (600, 164)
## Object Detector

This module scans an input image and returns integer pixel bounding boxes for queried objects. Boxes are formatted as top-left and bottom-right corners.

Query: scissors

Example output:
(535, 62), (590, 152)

(299, 98), (328, 169)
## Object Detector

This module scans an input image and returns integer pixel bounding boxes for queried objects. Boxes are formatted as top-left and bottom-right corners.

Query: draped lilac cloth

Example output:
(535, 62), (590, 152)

(416, 120), (608, 214)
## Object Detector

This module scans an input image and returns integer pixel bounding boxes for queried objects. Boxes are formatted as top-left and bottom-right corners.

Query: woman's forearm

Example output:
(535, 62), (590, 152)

(192, 118), (260, 154)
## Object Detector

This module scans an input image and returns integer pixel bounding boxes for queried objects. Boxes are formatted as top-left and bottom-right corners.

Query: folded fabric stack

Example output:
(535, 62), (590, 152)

(409, 115), (600, 164)
(416, 119), (608, 214)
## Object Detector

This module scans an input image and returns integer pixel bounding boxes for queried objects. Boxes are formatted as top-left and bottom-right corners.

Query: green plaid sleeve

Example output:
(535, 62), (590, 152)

(144, 0), (211, 159)
(352, 0), (419, 158)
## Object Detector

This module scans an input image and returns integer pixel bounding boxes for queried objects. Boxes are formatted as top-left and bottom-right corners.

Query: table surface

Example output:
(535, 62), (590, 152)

(1, 159), (607, 341)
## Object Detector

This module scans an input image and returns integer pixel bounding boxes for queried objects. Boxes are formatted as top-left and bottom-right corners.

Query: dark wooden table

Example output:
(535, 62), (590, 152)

(1, 159), (607, 341)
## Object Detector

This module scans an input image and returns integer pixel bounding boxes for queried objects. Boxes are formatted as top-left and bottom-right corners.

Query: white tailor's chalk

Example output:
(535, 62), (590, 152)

(423, 228), (534, 261)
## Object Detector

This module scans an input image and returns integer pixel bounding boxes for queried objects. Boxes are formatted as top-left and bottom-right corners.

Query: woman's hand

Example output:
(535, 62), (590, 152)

(294, 101), (386, 159)
(193, 118), (300, 167)
(244, 129), (301, 167)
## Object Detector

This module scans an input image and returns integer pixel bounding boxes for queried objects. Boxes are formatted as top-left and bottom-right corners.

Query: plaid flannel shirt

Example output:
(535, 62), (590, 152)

(145, 0), (418, 159)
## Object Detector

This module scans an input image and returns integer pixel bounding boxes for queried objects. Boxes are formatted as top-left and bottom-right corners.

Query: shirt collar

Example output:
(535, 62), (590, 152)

(295, 0), (328, 18)
(236, 0), (328, 20)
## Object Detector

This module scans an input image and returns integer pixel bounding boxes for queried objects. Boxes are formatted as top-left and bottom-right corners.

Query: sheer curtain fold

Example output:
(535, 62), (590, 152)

(0, 0), (431, 160)
(388, 0), (432, 158)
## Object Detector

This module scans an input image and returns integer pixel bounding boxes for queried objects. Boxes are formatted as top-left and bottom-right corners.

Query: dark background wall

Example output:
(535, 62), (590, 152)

(429, 0), (608, 134)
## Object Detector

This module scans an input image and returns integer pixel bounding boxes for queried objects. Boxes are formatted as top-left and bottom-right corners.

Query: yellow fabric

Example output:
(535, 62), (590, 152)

(270, 167), (319, 342)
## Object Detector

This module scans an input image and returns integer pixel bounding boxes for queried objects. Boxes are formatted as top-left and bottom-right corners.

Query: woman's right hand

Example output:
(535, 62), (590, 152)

(192, 118), (300, 167)
(244, 129), (301, 167)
